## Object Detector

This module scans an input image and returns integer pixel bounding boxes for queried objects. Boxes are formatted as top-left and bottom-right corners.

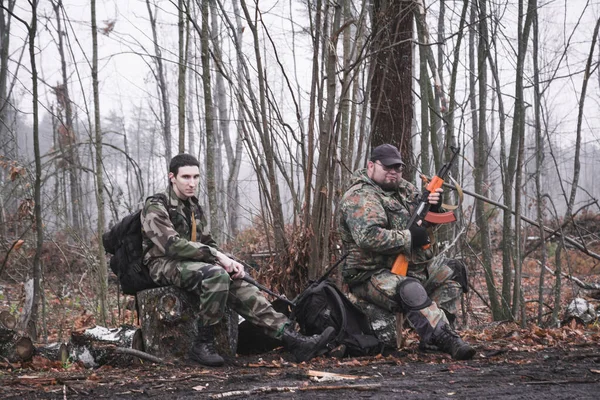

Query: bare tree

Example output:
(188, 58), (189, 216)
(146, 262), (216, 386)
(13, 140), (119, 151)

(178, 0), (188, 153)
(91, 0), (108, 326)
(146, 0), (173, 165)
(50, 0), (84, 237)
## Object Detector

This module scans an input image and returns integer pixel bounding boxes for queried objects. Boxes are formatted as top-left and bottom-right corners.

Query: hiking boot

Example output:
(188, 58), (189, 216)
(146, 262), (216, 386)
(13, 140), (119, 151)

(189, 326), (225, 367)
(282, 326), (336, 363)
(431, 323), (476, 360)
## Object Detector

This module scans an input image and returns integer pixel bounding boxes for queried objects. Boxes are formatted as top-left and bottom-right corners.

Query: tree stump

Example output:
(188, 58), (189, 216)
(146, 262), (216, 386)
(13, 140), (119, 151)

(0, 327), (34, 363)
(347, 293), (404, 349)
(69, 325), (144, 368)
(136, 286), (238, 361)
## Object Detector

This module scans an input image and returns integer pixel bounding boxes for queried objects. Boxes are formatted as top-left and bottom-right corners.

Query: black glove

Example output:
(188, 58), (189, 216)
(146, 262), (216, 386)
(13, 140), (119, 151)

(409, 225), (430, 248)
(429, 201), (442, 213)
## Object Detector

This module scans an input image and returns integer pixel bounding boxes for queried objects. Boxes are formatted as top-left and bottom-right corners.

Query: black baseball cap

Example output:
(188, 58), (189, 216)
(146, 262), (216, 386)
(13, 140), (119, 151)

(369, 144), (405, 166)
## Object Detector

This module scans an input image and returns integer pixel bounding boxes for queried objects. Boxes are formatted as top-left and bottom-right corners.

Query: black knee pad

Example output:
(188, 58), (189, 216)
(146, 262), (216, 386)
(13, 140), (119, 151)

(448, 259), (469, 293)
(396, 278), (432, 311)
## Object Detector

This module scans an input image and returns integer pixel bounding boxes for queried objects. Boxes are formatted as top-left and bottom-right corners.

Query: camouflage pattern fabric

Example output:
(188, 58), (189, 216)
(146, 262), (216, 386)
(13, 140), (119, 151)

(338, 169), (463, 336)
(141, 187), (289, 337)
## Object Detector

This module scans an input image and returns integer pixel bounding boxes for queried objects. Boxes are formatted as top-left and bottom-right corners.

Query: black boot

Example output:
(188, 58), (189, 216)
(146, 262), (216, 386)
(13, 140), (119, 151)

(431, 323), (475, 360)
(282, 326), (336, 363)
(189, 325), (225, 367)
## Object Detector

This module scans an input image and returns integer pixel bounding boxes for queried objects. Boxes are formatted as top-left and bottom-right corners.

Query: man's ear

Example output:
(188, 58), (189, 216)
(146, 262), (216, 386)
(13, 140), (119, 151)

(168, 172), (175, 183)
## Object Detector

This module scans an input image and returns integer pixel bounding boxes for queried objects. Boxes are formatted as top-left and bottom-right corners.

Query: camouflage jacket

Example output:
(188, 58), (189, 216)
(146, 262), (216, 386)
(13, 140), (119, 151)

(337, 168), (433, 284)
(141, 186), (218, 265)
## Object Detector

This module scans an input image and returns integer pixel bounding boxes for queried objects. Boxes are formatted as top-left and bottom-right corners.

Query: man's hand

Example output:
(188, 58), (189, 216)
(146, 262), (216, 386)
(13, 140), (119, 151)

(409, 225), (430, 248)
(428, 187), (443, 212)
(216, 252), (245, 279)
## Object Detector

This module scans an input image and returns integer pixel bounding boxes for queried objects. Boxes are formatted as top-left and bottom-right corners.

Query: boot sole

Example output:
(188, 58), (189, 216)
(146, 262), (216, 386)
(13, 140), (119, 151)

(189, 351), (225, 367)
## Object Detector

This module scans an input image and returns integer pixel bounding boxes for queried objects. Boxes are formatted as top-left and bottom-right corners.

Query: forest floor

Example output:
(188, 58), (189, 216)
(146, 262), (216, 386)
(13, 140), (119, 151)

(2, 241), (600, 399)
(1, 326), (600, 399)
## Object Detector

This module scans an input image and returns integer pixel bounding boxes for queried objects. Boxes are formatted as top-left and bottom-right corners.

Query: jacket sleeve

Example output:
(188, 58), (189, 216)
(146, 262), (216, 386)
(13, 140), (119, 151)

(141, 198), (218, 263)
(340, 189), (412, 255)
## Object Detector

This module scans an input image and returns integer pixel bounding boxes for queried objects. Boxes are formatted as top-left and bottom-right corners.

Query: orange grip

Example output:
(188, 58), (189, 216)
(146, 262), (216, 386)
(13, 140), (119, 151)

(426, 175), (444, 192)
(391, 254), (409, 276)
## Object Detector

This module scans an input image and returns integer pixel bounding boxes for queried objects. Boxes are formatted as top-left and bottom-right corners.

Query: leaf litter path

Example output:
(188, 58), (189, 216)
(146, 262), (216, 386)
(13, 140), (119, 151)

(1, 336), (599, 399)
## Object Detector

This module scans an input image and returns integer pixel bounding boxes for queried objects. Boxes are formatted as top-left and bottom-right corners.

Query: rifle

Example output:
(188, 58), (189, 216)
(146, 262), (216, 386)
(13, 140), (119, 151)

(391, 145), (461, 276)
(237, 253), (349, 308)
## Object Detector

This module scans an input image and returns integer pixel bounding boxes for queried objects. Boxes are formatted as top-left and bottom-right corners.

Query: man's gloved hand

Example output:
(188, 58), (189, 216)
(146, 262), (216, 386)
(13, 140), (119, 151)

(409, 225), (430, 248)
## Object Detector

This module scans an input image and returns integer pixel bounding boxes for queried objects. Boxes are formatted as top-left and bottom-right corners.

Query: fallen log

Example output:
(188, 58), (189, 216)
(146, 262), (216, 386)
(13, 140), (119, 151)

(0, 326), (34, 362)
(36, 342), (69, 364)
(137, 285), (238, 361)
(69, 325), (144, 368)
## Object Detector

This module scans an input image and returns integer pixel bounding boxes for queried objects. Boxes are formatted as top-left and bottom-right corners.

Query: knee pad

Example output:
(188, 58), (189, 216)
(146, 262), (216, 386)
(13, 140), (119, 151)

(396, 278), (432, 311)
(448, 259), (469, 293)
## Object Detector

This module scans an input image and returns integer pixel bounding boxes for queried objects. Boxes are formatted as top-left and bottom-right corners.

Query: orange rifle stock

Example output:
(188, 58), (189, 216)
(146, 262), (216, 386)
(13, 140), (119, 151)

(391, 146), (460, 276)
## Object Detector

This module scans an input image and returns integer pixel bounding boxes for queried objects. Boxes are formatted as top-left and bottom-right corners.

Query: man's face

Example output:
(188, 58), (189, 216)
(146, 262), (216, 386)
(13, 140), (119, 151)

(169, 165), (200, 200)
(367, 160), (403, 191)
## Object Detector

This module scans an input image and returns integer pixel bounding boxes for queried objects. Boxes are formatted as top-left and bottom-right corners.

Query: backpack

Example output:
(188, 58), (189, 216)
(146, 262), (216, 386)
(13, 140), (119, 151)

(102, 194), (167, 295)
(290, 279), (381, 357)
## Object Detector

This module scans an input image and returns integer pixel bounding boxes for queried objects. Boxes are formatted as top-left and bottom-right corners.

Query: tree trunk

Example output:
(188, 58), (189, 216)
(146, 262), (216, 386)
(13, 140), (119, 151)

(177, 0), (187, 153)
(91, 0), (108, 326)
(146, 0), (172, 165)
(136, 286), (238, 360)
(308, 2), (341, 280)
(370, 0), (414, 174)
(52, 0), (83, 237)
(471, 0), (502, 320)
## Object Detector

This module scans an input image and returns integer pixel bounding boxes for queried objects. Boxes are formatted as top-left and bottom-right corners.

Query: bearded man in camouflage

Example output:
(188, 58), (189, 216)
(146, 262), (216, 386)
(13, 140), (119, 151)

(141, 154), (334, 367)
(338, 144), (475, 360)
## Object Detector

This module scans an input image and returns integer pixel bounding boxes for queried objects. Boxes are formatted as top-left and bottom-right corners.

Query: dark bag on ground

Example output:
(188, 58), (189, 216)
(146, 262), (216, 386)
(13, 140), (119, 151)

(102, 195), (167, 295)
(290, 279), (381, 357)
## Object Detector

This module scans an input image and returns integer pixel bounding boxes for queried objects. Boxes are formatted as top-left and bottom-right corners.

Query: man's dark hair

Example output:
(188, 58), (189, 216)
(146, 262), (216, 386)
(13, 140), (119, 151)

(169, 154), (200, 176)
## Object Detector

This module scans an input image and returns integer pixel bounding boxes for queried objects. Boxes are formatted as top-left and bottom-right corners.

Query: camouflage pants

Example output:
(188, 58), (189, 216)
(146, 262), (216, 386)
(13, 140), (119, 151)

(148, 258), (289, 338)
(350, 257), (463, 343)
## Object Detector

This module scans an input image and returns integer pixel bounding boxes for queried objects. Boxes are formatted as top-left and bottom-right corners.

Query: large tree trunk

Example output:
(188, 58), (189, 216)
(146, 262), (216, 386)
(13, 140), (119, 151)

(136, 286), (238, 360)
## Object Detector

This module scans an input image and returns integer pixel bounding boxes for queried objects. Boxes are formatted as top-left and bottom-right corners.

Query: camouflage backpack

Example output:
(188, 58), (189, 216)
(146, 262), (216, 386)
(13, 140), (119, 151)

(102, 194), (168, 295)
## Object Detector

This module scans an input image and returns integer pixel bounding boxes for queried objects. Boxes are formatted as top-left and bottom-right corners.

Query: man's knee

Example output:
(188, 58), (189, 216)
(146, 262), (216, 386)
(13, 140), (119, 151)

(181, 264), (228, 292)
(396, 278), (432, 312)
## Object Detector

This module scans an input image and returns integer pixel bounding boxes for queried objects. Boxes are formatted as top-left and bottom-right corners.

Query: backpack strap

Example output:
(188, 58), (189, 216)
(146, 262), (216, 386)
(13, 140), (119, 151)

(323, 282), (348, 345)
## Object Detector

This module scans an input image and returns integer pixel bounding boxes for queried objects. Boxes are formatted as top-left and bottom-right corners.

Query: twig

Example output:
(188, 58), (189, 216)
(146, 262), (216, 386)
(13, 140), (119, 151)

(209, 383), (381, 398)
(542, 264), (600, 291)
(114, 347), (166, 364)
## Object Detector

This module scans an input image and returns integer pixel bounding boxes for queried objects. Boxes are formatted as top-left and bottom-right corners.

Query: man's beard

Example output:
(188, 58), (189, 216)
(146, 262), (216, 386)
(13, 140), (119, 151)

(378, 180), (399, 192)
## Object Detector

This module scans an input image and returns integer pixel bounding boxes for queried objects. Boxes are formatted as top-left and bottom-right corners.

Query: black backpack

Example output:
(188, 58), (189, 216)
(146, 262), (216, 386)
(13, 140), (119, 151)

(102, 194), (167, 295)
(290, 279), (381, 357)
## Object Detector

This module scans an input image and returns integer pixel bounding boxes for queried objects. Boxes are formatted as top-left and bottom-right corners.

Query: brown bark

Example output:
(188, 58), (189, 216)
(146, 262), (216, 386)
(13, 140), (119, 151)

(370, 0), (414, 175)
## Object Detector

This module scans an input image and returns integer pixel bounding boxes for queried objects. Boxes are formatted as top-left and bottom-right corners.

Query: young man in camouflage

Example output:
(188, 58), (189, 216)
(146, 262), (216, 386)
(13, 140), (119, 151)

(338, 144), (475, 360)
(141, 154), (334, 367)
